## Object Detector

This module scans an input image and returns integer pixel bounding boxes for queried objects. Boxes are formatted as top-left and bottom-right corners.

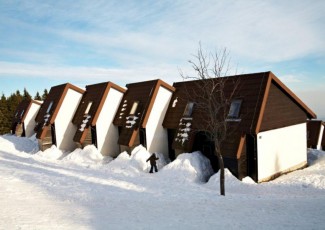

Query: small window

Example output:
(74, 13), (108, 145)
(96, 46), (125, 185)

(20, 110), (25, 117)
(183, 102), (194, 117)
(130, 101), (139, 115)
(46, 101), (53, 113)
(85, 102), (93, 115)
(228, 99), (242, 118)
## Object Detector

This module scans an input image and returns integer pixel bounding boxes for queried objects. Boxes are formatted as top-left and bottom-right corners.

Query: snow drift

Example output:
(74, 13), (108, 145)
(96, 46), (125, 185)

(1, 134), (325, 229)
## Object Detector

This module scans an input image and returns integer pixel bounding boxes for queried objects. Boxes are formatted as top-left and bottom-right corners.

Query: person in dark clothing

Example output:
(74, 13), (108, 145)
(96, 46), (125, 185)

(146, 153), (159, 173)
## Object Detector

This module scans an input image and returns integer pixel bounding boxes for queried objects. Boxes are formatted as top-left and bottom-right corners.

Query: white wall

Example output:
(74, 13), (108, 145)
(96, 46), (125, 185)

(146, 86), (173, 159)
(317, 124), (324, 150)
(257, 123), (307, 182)
(55, 89), (83, 151)
(96, 88), (124, 157)
(24, 102), (41, 137)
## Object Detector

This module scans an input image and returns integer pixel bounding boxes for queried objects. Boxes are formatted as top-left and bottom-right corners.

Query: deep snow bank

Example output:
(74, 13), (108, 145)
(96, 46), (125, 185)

(0, 134), (38, 154)
(62, 145), (109, 166)
(105, 145), (168, 175)
(158, 151), (214, 183)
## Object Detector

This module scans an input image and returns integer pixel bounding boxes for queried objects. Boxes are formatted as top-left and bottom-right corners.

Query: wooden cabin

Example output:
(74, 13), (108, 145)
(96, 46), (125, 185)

(72, 82), (126, 157)
(11, 99), (42, 137)
(163, 71), (316, 182)
(113, 79), (175, 158)
(34, 83), (84, 151)
(307, 120), (325, 150)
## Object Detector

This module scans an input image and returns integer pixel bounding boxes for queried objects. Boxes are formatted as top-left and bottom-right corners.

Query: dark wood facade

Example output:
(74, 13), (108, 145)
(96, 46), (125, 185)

(163, 71), (316, 181)
(321, 122), (325, 151)
(307, 120), (325, 149)
(72, 82), (126, 147)
(113, 79), (175, 149)
(35, 83), (84, 150)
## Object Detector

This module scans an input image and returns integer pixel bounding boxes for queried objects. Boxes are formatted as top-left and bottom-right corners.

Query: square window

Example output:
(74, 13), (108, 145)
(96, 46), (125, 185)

(183, 102), (194, 117)
(228, 99), (242, 118)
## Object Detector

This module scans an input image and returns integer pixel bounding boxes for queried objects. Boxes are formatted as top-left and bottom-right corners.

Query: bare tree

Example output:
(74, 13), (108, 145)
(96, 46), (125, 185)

(180, 44), (239, 196)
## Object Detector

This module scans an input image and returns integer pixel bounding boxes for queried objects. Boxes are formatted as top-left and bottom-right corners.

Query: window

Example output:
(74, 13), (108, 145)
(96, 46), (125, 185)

(20, 110), (25, 117)
(228, 99), (242, 118)
(183, 102), (194, 117)
(85, 102), (93, 115)
(130, 101), (139, 115)
(46, 101), (53, 113)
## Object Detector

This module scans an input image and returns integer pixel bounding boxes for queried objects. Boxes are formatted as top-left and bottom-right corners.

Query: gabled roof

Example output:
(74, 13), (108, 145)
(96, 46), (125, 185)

(12, 99), (42, 125)
(255, 72), (316, 133)
(35, 83), (84, 139)
(72, 81), (126, 143)
(113, 79), (175, 147)
(163, 71), (316, 151)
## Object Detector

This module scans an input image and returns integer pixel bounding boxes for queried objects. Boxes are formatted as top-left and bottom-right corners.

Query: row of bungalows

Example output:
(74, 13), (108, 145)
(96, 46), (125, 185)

(10, 71), (319, 182)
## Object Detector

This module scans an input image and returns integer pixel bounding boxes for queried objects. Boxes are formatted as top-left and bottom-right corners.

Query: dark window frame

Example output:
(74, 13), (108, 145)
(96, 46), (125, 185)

(227, 99), (243, 119)
(183, 102), (195, 117)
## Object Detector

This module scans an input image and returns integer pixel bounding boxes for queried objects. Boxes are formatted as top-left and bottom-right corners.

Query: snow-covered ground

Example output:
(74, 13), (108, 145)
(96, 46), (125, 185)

(1, 134), (325, 230)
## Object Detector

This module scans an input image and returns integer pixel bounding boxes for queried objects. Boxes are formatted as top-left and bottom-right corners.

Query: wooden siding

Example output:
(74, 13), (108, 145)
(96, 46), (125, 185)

(14, 123), (24, 136)
(82, 127), (93, 147)
(35, 83), (84, 140)
(260, 82), (309, 132)
(11, 99), (41, 136)
(113, 80), (158, 127)
(35, 84), (66, 138)
(163, 71), (316, 180)
(307, 120), (322, 148)
(163, 72), (271, 153)
(113, 79), (174, 147)
(72, 82), (108, 143)
(39, 125), (53, 151)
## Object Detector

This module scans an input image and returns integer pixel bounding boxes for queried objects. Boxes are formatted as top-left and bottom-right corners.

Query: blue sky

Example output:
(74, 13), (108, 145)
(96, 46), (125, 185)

(0, 0), (324, 119)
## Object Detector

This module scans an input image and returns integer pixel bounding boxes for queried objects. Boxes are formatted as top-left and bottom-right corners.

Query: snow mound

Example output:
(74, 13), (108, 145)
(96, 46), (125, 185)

(28, 133), (38, 143)
(207, 168), (243, 188)
(159, 151), (214, 183)
(241, 176), (256, 184)
(34, 145), (65, 160)
(62, 145), (107, 167)
(0, 135), (39, 154)
(106, 145), (167, 175)
(272, 149), (325, 190)
(308, 149), (325, 166)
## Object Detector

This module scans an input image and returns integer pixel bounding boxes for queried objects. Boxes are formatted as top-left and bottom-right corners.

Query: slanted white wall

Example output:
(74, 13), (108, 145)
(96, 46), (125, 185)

(24, 102), (41, 137)
(55, 89), (83, 151)
(96, 88), (124, 157)
(146, 86), (173, 158)
(317, 124), (324, 150)
(257, 123), (307, 182)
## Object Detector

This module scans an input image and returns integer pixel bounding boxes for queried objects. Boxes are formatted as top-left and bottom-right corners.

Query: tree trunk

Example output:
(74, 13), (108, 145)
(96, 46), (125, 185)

(215, 147), (225, 196)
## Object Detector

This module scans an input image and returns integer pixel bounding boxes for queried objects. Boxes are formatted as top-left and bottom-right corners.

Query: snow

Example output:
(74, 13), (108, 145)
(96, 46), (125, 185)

(1, 135), (325, 229)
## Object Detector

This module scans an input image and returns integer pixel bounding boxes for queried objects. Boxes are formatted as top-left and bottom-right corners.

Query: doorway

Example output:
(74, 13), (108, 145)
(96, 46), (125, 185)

(192, 131), (219, 172)
(246, 134), (257, 182)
